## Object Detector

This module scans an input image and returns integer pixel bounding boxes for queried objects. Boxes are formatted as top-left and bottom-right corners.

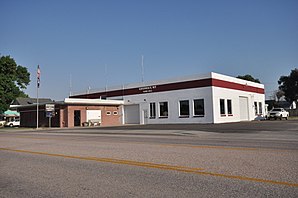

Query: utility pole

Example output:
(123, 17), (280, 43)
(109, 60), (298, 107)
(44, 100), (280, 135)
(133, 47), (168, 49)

(141, 55), (144, 83)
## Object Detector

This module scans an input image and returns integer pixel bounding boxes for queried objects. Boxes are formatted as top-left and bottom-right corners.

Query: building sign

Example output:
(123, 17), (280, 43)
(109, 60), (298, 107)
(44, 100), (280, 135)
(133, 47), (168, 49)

(45, 104), (55, 112)
(45, 104), (55, 118)
(138, 85), (157, 93)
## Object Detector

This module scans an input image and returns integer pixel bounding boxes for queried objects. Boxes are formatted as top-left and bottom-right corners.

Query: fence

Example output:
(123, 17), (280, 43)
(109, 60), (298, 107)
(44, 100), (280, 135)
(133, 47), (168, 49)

(288, 109), (298, 117)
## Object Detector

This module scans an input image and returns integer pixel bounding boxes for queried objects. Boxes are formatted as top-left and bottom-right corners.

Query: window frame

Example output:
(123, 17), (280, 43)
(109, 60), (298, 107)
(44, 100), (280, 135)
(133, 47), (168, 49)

(193, 99), (205, 117)
(220, 99), (226, 116)
(159, 101), (168, 118)
(254, 101), (258, 115)
(149, 102), (156, 119)
(227, 99), (233, 116)
(179, 100), (190, 118)
(258, 102), (263, 115)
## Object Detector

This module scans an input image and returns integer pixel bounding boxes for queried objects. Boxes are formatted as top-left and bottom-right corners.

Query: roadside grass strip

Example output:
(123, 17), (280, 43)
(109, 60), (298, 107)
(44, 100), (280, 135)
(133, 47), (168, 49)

(1, 147), (297, 187)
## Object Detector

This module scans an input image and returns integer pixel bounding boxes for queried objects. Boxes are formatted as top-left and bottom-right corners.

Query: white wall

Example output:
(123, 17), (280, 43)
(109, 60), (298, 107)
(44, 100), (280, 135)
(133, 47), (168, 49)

(212, 87), (265, 123)
(123, 87), (214, 124)
(122, 86), (265, 124)
(106, 72), (265, 124)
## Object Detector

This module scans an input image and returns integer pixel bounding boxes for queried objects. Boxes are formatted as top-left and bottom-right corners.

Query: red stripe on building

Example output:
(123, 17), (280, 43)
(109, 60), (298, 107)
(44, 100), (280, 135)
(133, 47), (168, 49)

(211, 79), (265, 94)
(71, 78), (264, 99)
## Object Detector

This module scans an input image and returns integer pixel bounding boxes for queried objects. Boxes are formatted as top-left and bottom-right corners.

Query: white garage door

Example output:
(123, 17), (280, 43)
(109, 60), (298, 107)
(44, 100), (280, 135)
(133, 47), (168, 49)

(239, 97), (249, 121)
(124, 105), (140, 124)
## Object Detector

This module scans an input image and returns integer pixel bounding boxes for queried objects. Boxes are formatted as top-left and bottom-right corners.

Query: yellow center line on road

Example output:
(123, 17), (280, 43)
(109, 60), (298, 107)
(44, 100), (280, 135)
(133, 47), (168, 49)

(1, 147), (298, 187)
(0, 147), (203, 173)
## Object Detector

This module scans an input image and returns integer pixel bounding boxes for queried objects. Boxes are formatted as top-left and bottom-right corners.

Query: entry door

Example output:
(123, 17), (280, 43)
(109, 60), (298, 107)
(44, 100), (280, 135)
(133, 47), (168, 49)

(74, 110), (81, 126)
(239, 97), (249, 121)
(141, 109), (148, 125)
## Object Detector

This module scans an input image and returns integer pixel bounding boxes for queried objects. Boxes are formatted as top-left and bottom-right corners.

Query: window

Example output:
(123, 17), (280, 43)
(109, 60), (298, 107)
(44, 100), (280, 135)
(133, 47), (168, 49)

(258, 102), (263, 114)
(106, 111), (111, 115)
(159, 102), (168, 117)
(179, 100), (190, 117)
(227, 99), (232, 115)
(254, 102), (258, 115)
(149, 102), (156, 118)
(194, 99), (204, 116)
(113, 111), (118, 115)
(220, 99), (225, 115)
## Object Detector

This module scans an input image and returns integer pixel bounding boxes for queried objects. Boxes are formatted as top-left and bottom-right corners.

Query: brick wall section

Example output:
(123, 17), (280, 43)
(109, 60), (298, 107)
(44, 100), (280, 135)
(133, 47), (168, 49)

(18, 104), (123, 128)
(63, 105), (122, 128)
(66, 106), (75, 127)
(60, 108), (68, 127)
(101, 106), (122, 126)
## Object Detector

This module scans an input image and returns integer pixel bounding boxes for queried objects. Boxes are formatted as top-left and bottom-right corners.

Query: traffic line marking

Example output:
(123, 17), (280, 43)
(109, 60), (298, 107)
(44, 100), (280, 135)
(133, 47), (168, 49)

(1, 147), (297, 187)
(0, 147), (203, 173)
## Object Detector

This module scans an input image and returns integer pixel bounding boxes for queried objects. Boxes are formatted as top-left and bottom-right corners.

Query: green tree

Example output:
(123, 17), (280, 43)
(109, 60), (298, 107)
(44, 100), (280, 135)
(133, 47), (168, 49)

(274, 90), (285, 102)
(278, 68), (298, 102)
(0, 55), (30, 113)
(236, 74), (261, 83)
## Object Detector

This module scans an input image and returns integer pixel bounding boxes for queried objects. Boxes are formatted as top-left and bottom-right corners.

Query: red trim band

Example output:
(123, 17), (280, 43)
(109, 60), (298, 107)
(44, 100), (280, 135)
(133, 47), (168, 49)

(71, 78), (264, 99)
(212, 79), (264, 94)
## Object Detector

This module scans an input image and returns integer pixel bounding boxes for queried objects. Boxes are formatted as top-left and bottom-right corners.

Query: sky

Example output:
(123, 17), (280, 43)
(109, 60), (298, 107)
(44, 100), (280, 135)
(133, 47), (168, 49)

(1, 0), (297, 100)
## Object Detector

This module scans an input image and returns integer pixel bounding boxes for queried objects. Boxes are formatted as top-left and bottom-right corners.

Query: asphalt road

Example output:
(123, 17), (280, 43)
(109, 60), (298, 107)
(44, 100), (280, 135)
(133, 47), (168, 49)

(0, 121), (297, 197)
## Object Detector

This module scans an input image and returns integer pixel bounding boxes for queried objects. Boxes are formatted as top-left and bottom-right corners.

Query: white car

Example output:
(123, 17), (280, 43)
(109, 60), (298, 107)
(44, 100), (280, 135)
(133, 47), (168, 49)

(5, 119), (20, 127)
(268, 108), (289, 120)
(0, 120), (6, 127)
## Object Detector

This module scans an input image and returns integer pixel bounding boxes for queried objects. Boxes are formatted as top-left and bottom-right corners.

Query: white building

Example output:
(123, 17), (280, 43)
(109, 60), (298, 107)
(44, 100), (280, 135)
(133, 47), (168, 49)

(71, 72), (265, 124)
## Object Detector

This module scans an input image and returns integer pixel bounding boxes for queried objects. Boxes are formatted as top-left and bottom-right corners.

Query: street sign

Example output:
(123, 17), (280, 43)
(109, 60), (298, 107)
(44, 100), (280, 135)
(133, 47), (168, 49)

(45, 104), (55, 112)
(46, 111), (54, 118)
(45, 105), (55, 128)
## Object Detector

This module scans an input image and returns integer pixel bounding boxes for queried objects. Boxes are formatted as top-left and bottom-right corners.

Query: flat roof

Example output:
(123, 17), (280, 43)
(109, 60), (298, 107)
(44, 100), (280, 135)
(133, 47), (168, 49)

(15, 98), (124, 109)
(71, 72), (265, 99)
(63, 98), (124, 105)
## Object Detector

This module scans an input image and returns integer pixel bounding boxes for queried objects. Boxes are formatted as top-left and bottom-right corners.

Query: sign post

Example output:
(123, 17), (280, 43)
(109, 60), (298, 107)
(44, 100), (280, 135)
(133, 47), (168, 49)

(45, 104), (55, 128)
(36, 65), (40, 129)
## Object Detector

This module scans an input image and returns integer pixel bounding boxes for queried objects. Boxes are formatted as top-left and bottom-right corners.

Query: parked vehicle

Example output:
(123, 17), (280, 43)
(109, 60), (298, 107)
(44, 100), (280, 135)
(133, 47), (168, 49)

(0, 120), (6, 127)
(5, 118), (20, 127)
(268, 108), (289, 120)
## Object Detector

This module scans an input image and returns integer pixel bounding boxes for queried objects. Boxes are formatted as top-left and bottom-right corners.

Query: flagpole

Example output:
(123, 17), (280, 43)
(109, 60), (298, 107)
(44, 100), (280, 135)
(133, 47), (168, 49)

(36, 84), (39, 129)
(36, 65), (40, 129)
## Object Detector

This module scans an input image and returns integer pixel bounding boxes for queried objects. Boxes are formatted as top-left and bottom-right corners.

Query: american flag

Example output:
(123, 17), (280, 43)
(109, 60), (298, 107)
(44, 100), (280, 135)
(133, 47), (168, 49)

(37, 65), (40, 88)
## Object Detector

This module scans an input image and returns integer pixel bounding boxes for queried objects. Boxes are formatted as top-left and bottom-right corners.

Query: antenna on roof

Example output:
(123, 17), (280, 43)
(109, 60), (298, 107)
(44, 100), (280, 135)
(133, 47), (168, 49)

(69, 73), (72, 96)
(141, 55), (144, 83)
(105, 64), (108, 92)
(87, 86), (91, 94)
